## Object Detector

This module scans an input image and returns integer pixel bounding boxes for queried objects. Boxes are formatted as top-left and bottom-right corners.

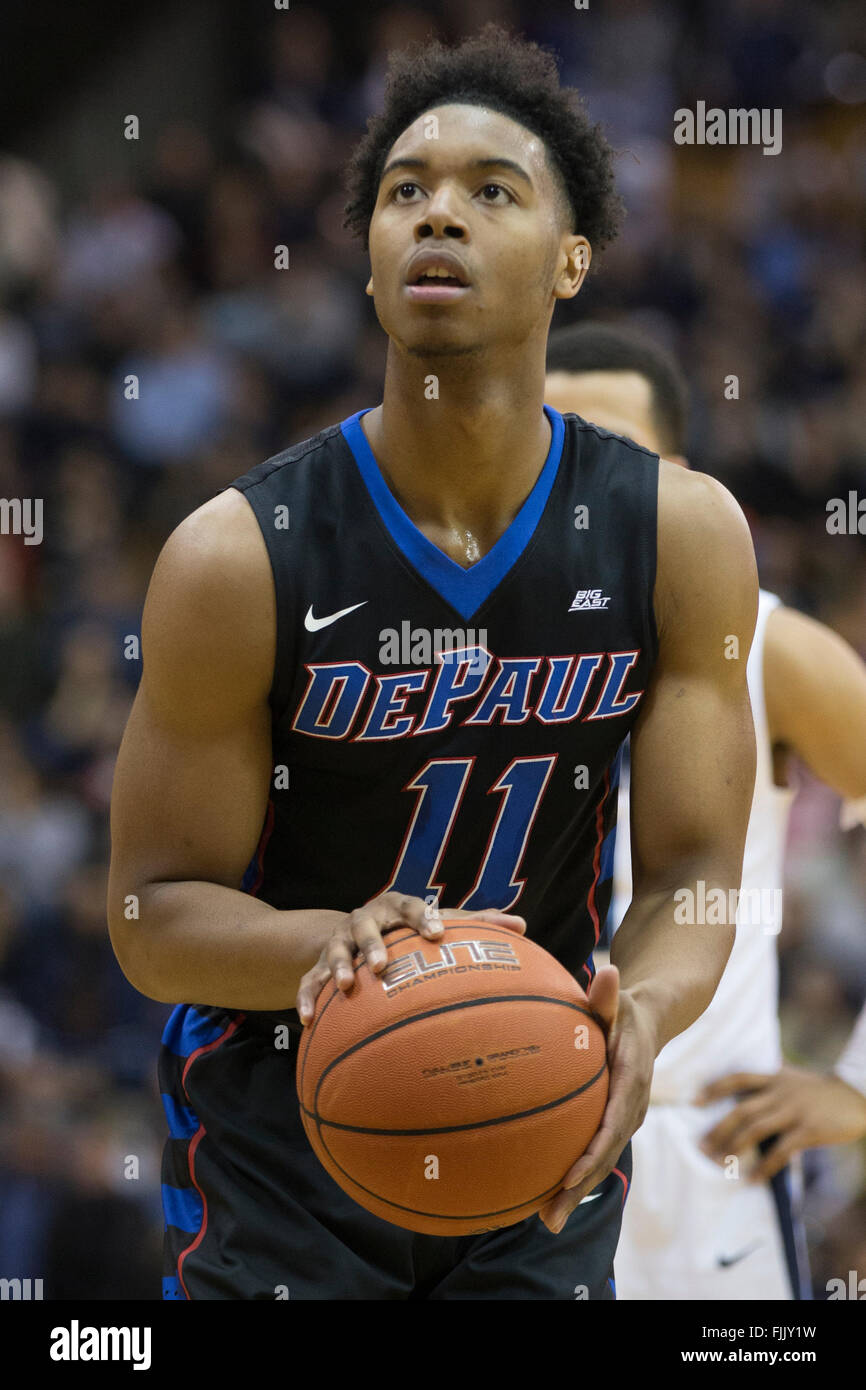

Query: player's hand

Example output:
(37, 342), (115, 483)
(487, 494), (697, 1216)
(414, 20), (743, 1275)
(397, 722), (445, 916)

(696, 1065), (866, 1180)
(296, 894), (526, 1025)
(537, 965), (655, 1234)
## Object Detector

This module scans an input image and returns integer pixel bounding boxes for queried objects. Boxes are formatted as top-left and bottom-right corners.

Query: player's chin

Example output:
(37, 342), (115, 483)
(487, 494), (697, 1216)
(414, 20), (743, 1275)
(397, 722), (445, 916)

(386, 302), (480, 347)
(400, 328), (485, 359)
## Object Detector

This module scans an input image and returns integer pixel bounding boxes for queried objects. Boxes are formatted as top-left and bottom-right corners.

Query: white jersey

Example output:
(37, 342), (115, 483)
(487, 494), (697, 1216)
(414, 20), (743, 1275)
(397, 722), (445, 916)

(610, 589), (795, 1103)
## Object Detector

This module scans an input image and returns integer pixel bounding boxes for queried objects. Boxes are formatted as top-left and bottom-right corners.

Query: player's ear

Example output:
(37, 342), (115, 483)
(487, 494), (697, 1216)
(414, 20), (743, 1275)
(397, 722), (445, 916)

(365, 276), (374, 297)
(553, 236), (590, 302)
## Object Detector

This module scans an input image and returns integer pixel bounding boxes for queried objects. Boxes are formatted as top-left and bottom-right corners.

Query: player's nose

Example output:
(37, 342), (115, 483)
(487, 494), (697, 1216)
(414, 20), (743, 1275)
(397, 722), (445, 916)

(414, 184), (469, 240)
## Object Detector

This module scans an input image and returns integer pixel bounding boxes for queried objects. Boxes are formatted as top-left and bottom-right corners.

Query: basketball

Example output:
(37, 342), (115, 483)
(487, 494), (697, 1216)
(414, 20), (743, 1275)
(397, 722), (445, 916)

(296, 918), (608, 1235)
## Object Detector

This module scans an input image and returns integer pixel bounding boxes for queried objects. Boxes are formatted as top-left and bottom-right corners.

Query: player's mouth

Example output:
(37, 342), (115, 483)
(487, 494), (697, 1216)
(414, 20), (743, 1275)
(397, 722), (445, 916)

(405, 250), (471, 303)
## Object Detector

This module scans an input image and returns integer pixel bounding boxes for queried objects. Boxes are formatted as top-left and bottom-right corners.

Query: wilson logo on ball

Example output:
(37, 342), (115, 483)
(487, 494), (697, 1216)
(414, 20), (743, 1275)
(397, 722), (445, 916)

(380, 938), (520, 991)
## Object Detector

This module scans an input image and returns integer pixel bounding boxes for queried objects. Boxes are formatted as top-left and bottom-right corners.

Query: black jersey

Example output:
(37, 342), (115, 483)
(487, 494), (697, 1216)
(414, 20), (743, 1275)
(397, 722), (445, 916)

(158, 404), (658, 1299)
(233, 403), (657, 983)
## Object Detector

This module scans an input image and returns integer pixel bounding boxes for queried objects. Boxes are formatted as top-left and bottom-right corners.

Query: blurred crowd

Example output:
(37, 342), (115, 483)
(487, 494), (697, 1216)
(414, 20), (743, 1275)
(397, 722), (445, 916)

(0, 0), (864, 1298)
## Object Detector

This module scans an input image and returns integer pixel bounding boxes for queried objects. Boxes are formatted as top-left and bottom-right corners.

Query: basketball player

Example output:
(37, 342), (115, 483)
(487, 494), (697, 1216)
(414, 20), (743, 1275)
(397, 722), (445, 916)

(545, 320), (866, 1299)
(108, 28), (759, 1300)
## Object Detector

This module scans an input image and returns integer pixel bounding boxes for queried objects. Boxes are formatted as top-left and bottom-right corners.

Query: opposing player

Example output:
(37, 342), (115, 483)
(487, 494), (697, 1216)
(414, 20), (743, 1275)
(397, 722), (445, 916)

(108, 28), (759, 1299)
(545, 320), (866, 1300)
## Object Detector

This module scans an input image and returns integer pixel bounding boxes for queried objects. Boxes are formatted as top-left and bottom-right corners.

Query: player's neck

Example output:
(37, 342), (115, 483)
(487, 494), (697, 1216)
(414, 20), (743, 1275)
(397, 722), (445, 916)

(360, 350), (552, 565)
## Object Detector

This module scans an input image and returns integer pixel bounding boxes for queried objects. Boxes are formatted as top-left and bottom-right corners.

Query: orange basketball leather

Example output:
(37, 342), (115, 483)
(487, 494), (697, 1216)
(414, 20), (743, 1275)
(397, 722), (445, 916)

(297, 920), (608, 1235)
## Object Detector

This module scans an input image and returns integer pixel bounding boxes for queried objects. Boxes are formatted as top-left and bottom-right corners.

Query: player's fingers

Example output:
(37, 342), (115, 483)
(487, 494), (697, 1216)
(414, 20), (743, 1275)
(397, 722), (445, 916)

(296, 959), (337, 1025)
(346, 908), (396, 973)
(729, 1113), (793, 1157)
(541, 1134), (621, 1231)
(586, 964), (619, 1033)
(347, 896), (427, 969)
(559, 1028), (647, 1200)
(325, 929), (361, 990)
(703, 1106), (790, 1158)
(377, 893), (444, 939)
(538, 1189), (582, 1234)
(561, 1115), (622, 1195)
(700, 1094), (770, 1151)
(697, 1071), (773, 1103)
(748, 1132), (803, 1183)
(559, 1075), (633, 1201)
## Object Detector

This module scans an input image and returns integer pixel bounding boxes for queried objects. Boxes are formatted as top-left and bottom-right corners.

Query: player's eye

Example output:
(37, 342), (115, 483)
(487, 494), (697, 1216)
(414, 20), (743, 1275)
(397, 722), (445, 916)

(478, 183), (513, 204)
(392, 182), (422, 202)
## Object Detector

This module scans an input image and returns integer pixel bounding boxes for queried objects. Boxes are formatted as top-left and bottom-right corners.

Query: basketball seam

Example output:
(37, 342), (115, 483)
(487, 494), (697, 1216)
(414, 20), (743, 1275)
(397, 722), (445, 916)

(306, 1065), (607, 1224)
(305, 1052), (607, 1136)
(307, 992), (597, 1108)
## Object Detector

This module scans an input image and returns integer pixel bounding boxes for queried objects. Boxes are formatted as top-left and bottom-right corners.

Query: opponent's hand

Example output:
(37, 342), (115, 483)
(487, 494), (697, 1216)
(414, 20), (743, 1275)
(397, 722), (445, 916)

(696, 1065), (866, 1180)
(538, 965), (655, 1234)
(296, 893), (526, 1025)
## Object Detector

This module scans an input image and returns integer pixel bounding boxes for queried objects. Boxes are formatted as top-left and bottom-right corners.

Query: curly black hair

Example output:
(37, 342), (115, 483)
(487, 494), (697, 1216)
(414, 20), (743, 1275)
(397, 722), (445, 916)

(344, 23), (623, 253)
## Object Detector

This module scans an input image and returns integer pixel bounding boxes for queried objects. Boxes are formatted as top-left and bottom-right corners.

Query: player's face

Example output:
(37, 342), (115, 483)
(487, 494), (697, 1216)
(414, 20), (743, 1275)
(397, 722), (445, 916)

(544, 369), (663, 454)
(366, 104), (589, 357)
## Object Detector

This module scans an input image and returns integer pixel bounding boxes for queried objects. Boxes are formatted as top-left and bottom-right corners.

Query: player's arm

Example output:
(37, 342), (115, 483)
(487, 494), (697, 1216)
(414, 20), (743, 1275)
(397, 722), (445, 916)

(540, 464), (758, 1231)
(697, 605), (866, 1172)
(107, 489), (449, 1010)
(608, 466), (759, 1048)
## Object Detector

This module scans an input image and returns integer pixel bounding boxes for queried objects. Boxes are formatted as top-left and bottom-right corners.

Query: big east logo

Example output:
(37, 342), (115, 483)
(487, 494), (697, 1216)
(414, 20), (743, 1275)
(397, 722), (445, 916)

(381, 937), (521, 993)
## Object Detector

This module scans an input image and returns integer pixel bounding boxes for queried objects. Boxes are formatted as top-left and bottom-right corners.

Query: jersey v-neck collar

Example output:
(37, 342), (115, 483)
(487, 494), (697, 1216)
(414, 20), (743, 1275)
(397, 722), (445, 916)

(340, 404), (565, 621)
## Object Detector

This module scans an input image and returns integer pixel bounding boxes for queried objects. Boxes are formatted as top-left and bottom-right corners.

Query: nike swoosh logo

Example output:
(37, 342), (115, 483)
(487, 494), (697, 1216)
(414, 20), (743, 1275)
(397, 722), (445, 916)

(578, 1191), (603, 1205)
(717, 1242), (762, 1268)
(304, 602), (367, 632)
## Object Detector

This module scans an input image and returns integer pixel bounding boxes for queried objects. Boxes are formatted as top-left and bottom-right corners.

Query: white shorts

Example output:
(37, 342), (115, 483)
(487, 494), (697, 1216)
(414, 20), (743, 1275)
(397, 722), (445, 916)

(614, 1103), (810, 1301)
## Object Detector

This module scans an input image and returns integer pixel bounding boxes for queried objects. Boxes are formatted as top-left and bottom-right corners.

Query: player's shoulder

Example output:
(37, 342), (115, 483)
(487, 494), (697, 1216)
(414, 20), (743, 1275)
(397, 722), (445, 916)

(657, 463), (754, 560)
(142, 485), (276, 711)
(654, 465), (758, 642)
(561, 410), (660, 465)
(155, 486), (269, 600)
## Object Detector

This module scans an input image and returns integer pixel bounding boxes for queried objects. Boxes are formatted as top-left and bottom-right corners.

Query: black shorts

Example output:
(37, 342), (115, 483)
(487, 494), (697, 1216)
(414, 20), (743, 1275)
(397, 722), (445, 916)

(159, 1004), (631, 1301)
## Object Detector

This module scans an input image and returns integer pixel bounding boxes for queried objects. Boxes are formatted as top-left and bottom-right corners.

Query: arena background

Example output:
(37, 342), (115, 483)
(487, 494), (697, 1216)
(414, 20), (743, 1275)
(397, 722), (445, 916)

(0, 0), (864, 1300)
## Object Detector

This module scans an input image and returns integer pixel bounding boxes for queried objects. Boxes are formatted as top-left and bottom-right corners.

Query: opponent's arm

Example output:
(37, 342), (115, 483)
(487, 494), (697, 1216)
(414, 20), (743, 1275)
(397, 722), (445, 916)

(763, 604), (866, 799)
(697, 606), (866, 1172)
(540, 464), (758, 1231)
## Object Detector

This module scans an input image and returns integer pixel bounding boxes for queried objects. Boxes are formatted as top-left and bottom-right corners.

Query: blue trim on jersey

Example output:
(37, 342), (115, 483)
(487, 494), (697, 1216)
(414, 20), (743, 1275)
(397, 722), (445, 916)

(598, 826), (616, 885)
(162, 1183), (203, 1234)
(163, 1276), (184, 1300)
(161, 1093), (199, 1141)
(161, 1004), (227, 1058)
(608, 1275), (616, 1298)
(340, 405), (565, 620)
(240, 852), (259, 893)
